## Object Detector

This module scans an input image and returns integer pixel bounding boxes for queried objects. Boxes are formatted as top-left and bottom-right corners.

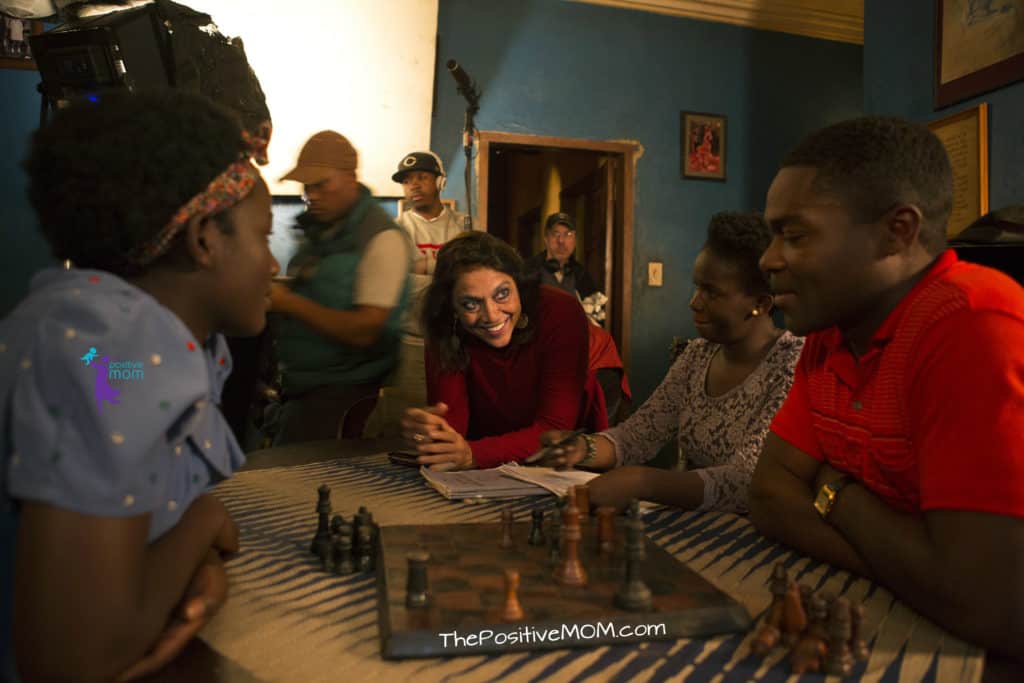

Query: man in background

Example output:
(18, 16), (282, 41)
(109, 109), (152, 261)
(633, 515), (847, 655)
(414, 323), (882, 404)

(363, 151), (467, 436)
(525, 212), (599, 299)
(269, 131), (410, 444)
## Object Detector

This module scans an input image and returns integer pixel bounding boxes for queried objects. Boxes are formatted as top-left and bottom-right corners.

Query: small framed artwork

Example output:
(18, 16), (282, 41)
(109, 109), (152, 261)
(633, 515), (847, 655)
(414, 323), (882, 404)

(927, 102), (989, 238)
(681, 111), (727, 181)
(1, 14), (42, 70)
(934, 0), (1024, 109)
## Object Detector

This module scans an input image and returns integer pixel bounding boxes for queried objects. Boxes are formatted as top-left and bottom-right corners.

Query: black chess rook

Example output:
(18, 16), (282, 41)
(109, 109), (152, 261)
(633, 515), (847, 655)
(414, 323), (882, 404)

(614, 500), (651, 611)
(310, 483), (332, 555)
(357, 524), (374, 573)
(335, 533), (355, 575)
(528, 509), (545, 546)
(500, 508), (514, 549)
(406, 551), (431, 609)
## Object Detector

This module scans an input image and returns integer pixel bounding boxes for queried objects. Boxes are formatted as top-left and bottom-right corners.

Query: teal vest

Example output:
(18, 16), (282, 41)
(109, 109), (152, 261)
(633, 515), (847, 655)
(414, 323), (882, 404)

(276, 186), (410, 393)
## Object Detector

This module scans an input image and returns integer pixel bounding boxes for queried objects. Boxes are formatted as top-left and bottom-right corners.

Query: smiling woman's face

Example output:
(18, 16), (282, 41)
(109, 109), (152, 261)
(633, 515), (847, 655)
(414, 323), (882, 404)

(452, 267), (522, 348)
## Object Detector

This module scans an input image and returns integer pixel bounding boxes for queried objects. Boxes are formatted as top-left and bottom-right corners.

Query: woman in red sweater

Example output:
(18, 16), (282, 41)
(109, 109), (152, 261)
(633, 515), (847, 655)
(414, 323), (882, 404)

(401, 231), (607, 469)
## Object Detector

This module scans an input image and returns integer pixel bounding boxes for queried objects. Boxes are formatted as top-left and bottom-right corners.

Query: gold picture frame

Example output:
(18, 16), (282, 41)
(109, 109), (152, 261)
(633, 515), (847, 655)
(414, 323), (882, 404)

(681, 111), (727, 181)
(928, 102), (989, 238)
(934, 0), (1024, 109)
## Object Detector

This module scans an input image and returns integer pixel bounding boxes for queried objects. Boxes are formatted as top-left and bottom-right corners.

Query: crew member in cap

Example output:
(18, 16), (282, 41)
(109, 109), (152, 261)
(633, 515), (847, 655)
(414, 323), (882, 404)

(525, 212), (599, 299)
(394, 150), (468, 277)
(362, 151), (468, 436)
(269, 131), (411, 444)
(525, 212), (628, 420)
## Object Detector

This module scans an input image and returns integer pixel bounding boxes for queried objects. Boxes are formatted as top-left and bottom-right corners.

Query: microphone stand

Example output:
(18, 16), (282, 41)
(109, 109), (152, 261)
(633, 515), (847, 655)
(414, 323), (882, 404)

(462, 103), (478, 230)
(448, 60), (481, 230)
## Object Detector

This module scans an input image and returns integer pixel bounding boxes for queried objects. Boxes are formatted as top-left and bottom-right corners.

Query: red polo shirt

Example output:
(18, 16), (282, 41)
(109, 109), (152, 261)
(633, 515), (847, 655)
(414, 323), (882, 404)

(771, 250), (1024, 515)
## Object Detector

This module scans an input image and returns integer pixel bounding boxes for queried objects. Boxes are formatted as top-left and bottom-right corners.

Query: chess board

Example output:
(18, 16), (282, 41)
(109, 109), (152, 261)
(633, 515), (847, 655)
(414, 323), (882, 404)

(376, 518), (751, 659)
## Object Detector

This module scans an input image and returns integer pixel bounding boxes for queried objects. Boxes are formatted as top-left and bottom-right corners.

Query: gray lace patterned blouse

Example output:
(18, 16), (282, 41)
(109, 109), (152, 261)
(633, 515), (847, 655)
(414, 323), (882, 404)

(601, 331), (803, 513)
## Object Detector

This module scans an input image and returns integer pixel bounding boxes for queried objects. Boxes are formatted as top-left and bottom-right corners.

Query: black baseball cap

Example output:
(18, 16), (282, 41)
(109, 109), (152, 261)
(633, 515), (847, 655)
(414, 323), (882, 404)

(545, 212), (576, 232)
(392, 151), (444, 182)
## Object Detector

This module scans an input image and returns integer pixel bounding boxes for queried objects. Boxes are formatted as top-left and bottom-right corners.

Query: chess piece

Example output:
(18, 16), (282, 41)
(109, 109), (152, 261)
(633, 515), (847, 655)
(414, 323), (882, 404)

(850, 601), (869, 660)
(614, 501), (652, 611)
(528, 509), (545, 546)
(500, 508), (514, 549)
(574, 485), (590, 520)
(330, 514), (345, 536)
(316, 533), (331, 572)
(824, 597), (855, 676)
(596, 506), (616, 555)
(564, 488), (577, 512)
(357, 524), (374, 572)
(781, 580), (808, 646)
(501, 568), (525, 621)
(335, 533), (355, 575)
(790, 594), (828, 674)
(405, 551), (430, 608)
(751, 563), (789, 656)
(547, 512), (561, 565)
(799, 583), (813, 615)
(554, 504), (587, 586)
(310, 484), (331, 555)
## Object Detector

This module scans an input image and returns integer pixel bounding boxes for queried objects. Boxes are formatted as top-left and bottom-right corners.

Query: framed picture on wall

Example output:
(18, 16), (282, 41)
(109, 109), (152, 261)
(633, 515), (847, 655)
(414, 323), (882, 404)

(1, 14), (42, 70)
(681, 111), (727, 181)
(934, 0), (1024, 108)
(927, 102), (989, 238)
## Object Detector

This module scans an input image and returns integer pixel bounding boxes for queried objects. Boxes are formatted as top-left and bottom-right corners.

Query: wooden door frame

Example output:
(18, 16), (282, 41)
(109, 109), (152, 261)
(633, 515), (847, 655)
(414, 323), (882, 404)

(476, 131), (639, 371)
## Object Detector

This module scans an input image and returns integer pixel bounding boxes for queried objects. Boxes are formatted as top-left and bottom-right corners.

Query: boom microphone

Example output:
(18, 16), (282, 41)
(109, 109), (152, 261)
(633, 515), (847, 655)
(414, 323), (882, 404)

(446, 59), (480, 107)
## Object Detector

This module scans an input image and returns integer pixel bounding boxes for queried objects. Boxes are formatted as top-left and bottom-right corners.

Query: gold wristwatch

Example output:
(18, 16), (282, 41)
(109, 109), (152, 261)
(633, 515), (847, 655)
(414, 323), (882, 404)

(814, 475), (852, 518)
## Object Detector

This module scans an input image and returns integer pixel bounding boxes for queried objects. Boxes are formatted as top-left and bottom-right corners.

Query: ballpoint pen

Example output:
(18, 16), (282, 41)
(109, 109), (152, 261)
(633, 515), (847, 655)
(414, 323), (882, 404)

(524, 429), (586, 464)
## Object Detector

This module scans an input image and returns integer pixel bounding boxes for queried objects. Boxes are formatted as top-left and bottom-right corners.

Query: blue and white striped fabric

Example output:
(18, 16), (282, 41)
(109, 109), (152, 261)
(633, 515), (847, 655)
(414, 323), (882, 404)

(205, 455), (983, 683)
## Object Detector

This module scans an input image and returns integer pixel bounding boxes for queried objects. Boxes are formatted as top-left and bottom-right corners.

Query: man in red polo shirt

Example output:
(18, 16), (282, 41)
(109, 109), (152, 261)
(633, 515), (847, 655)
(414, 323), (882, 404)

(749, 116), (1024, 660)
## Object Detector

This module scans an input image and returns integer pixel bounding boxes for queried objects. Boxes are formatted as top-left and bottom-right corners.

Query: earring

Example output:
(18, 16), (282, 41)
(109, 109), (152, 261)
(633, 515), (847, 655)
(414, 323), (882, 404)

(451, 317), (461, 350)
(751, 309), (760, 317)
(515, 313), (529, 329)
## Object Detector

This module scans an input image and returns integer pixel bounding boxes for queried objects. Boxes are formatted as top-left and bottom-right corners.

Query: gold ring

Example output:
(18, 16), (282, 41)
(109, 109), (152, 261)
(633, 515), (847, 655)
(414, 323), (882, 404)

(413, 433), (426, 443)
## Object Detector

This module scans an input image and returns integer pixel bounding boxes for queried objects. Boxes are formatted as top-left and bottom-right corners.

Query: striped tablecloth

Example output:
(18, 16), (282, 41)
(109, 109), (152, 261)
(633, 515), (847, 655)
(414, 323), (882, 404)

(203, 454), (983, 683)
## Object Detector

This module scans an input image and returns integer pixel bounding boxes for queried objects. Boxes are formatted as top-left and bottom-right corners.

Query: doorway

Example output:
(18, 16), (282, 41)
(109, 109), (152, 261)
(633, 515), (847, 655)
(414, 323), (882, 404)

(476, 132), (638, 368)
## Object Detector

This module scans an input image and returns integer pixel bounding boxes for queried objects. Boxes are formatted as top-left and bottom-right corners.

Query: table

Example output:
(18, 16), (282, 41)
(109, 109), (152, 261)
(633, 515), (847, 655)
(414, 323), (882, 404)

(157, 441), (990, 682)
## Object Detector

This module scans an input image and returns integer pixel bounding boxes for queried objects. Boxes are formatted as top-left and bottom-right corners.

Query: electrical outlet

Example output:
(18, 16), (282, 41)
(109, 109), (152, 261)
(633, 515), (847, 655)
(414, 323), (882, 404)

(648, 261), (663, 287)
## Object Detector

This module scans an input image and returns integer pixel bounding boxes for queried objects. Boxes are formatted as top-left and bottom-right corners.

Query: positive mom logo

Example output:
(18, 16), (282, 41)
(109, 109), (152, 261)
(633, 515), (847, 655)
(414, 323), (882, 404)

(80, 346), (145, 413)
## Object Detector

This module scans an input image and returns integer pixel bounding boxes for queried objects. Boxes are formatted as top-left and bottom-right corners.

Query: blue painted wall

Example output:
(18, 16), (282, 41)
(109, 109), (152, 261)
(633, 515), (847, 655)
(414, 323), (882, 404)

(864, 0), (1023, 210)
(0, 69), (53, 317)
(432, 0), (863, 402)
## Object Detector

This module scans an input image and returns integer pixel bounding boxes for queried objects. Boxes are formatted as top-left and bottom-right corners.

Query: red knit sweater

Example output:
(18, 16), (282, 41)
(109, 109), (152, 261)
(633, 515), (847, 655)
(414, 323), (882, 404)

(426, 285), (608, 468)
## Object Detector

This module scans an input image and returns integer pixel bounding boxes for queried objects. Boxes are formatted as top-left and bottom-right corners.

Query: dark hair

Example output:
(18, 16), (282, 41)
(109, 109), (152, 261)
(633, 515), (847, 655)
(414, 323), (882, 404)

(23, 90), (247, 276)
(421, 231), (540, 372)
(781, 116), (953, 254)
(703, 211), (772, 295)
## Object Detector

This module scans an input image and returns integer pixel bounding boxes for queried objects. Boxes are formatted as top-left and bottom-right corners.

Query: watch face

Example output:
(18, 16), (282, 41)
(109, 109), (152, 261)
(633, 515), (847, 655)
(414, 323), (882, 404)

(813, 488), (833, 517)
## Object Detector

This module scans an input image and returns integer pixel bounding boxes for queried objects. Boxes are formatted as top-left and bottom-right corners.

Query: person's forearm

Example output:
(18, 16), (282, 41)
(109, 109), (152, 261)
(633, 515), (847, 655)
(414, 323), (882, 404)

(14, 496), (229, 682)
(642, 468), (705, 510)
(829, 485), (1022, 657)
(285, 294), (386, 347)
(102, 497), (229, 678)
(748, 477), (872, 578)
(586, 434), (618, 470)
(136, 496), (231, 633)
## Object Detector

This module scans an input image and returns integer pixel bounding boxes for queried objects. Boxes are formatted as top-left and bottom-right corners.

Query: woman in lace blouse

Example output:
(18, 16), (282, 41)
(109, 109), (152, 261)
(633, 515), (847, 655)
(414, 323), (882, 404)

(536, 212), (803, 513)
